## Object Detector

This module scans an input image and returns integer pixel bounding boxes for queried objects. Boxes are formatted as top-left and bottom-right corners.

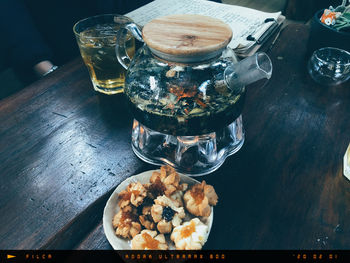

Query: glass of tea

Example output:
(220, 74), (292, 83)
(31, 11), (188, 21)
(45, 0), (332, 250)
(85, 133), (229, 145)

(73, 14), (135, 95)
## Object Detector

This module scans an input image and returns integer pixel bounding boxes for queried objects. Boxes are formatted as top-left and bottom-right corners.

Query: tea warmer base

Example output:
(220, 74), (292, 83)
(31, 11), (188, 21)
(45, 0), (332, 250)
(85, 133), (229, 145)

(131, 115), (244, 176)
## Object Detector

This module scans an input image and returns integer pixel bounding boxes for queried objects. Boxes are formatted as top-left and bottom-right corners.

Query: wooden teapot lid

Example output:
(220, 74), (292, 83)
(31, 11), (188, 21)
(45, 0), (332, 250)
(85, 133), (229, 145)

(142, 14), (233, 62)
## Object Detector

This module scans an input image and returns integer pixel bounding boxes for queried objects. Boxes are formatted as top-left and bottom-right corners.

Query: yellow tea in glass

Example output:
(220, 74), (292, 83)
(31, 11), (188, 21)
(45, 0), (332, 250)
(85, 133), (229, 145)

(74, 14), (135, 95)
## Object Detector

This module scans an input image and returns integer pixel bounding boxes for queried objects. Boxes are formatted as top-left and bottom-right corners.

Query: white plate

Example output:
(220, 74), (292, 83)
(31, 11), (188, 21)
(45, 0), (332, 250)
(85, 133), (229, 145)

(103, 169), (214, 250)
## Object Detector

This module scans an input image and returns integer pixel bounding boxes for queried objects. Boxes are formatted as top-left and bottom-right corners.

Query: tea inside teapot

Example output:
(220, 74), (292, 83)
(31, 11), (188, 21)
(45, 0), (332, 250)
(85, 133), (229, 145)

(125, 46), (245, 136)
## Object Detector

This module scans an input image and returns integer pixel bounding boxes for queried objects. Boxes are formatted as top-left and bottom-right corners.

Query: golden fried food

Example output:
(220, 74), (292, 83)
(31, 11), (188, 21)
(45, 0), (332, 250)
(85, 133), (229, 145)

(118, 182), (147, 208)
(111, 165), (218, 250)
(151, 195), (185, 234)
(131, 230), (168, 250)
(183, 181), (218, 217)
(171, 218), (208, 250)
(112, 207), (141, 239)
(139, 206), (155, 230)
(148, 166), (180, 197)
(170, 183), (188, 207)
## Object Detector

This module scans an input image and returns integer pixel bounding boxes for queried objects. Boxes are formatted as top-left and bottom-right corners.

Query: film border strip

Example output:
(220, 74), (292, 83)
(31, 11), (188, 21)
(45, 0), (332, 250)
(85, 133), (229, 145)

(1, 250), (349, 262)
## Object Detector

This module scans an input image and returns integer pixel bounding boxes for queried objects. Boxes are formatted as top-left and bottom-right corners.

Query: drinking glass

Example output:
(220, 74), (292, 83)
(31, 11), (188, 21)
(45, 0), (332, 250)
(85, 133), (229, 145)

(344, 143), (350, 180)
(73, 14), (135, 95)
(308, 47), (350, 86)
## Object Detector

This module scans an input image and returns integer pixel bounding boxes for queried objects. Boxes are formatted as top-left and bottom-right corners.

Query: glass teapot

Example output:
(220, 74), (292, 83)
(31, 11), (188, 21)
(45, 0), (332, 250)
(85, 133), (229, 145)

(116, 14), (272, 176)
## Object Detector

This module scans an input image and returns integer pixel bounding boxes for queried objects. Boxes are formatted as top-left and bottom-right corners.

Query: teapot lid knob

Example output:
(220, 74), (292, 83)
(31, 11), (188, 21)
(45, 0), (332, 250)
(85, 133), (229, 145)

(142, 14), (233, 63)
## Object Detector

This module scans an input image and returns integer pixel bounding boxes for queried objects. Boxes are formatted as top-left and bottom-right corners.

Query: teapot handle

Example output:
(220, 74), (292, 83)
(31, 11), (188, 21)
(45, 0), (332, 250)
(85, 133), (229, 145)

(116, 22), (143, 70)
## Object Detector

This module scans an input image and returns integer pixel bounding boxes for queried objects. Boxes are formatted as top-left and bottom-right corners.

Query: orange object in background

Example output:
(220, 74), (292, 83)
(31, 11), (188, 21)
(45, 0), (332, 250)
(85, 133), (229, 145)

(320, 9), (341, 26)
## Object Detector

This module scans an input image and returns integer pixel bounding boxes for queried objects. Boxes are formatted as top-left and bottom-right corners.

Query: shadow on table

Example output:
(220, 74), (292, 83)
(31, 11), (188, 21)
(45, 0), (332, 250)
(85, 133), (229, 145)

(96, 92), (133, 129)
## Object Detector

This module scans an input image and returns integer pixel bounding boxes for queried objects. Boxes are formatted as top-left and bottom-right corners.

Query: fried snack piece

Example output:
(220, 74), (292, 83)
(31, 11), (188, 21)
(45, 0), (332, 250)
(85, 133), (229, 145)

(148, 166), (180, 198)
(171, 218), (208, 250)
(131, 230), (168, 250)
(183, 181), (218, 217)
(139, 206), (156, 230)
(170, 182), (188, 207)
(118, 182), (147, 208)
(112, 206), (141, 239)
(151, 195), (186, 234)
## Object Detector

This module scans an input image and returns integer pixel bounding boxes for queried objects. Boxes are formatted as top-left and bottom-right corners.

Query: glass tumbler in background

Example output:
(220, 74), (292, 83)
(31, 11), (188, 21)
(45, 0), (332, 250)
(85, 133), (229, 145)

(307, 47), (350, 86)
(344, 143), (350, 180)
(73, 14), (135, 95)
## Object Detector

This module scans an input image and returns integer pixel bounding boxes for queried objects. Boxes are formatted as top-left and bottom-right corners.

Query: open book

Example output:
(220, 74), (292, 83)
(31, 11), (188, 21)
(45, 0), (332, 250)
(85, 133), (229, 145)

(125, 0), (285, 57)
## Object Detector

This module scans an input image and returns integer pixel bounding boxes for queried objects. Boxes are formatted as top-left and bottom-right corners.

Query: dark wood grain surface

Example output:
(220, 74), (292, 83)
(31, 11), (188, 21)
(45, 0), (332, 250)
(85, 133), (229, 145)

(0, 59), (151, 249)
(1, 24), (350, 250)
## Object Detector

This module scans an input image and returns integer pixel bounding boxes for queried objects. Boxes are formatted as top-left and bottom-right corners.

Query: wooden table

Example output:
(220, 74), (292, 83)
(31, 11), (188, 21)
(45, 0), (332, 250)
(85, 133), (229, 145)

(1, 24), (350, 250)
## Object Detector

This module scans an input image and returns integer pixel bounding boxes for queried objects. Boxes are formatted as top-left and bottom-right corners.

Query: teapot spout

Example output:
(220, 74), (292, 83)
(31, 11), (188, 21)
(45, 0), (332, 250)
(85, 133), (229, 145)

(225, 52), (272, 92)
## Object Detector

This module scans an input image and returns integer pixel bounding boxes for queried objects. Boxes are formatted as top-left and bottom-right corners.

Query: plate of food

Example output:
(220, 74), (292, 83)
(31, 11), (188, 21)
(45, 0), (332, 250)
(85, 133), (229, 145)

(103, 165), (218, 250)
